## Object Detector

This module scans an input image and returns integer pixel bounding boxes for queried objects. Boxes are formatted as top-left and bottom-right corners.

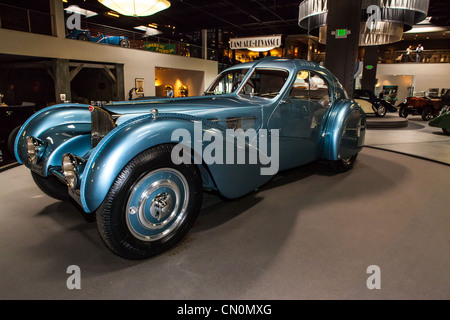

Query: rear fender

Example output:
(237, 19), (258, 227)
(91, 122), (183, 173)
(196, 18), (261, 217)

(81, 115), (272, 213)
(321, 99), (366, 161)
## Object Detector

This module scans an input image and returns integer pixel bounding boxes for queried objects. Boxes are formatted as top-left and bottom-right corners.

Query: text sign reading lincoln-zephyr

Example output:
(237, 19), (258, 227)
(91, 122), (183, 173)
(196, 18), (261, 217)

(15, 58), (365, 259)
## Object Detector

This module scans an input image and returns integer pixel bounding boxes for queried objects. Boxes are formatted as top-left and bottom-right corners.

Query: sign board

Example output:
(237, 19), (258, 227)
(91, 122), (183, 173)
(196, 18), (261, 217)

(230, 35), (282, 50)
(331, 29), (351, 39)
(143, 42), (176, 54)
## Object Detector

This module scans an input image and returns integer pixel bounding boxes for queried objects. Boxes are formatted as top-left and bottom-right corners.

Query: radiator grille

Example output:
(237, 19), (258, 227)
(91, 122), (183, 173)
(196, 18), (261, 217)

(91, 106), (116, 147)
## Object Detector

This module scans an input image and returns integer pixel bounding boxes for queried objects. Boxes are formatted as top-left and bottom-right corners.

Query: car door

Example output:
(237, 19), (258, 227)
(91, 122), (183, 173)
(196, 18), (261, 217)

(268, 70), (331, 170)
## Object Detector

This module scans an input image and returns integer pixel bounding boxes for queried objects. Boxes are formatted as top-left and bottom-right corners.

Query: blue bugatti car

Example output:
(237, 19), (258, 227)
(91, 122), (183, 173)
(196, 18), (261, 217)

(67, 29), (130, 47)
(15, 57), (365, 259)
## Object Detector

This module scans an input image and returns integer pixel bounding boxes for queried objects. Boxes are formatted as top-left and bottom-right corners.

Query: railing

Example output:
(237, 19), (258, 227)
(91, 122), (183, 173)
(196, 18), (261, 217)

(65, 21), (218, 60)
(71, 21), (218, 60)
(385, 50), (450, 63)
(0, 3), (52, 36)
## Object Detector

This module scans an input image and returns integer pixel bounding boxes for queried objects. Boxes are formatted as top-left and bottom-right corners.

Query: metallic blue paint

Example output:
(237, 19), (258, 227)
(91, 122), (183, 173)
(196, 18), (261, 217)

(15, 57), (365, 214)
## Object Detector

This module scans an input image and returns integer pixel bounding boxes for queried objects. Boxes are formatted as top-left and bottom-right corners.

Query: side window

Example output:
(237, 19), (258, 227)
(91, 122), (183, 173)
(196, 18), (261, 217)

(308, 72), (331, 107)
(240, 68), (289, 98)
(290, 71), (309, 99)
(290, 70), (331, 107)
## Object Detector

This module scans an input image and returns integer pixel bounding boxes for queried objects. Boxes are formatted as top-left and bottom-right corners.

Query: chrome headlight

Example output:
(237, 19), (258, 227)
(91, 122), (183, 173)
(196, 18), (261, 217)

(62, 154), (85, 189)
(26, 137), (45, 164)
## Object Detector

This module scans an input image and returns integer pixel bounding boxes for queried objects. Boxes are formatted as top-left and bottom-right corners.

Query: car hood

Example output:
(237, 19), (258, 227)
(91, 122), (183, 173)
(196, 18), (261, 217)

(104, 95), (268, 126)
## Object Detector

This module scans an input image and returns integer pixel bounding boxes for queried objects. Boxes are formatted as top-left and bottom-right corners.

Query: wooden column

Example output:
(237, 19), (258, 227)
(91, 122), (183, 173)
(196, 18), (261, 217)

(53, 59), (70, 103)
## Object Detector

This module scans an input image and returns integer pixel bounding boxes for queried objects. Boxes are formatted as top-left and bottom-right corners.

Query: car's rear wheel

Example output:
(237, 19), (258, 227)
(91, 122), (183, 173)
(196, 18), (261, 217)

(77, 34), (89, 41)
(31, 171), (71, 202)
(442, 128), (450, 135)
(421, 106), (434, 121)
(329, 154), (358, 173)
(96, 144), (202, 260)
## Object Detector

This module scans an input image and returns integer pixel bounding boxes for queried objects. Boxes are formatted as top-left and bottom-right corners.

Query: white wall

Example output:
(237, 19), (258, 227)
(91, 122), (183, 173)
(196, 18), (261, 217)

(0, 28), (218, 99)
(376, 63), (450, 97)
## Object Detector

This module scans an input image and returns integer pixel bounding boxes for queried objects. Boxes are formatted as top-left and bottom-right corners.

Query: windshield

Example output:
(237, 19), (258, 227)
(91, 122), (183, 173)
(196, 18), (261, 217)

(239, 68), (289, 99)
(205, 68), (249, 95)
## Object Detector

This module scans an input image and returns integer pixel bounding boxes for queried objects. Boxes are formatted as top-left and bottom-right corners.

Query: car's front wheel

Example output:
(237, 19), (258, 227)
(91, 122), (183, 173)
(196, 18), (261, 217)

(31, 171), (72, 202)
(96, 144), (202, 260)
(442, 128), (450, 135)
(399, 105), (408, 118)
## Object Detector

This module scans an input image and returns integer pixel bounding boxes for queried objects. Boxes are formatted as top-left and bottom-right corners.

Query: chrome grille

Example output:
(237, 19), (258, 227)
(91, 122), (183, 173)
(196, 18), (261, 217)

(90, 106), (116, 147)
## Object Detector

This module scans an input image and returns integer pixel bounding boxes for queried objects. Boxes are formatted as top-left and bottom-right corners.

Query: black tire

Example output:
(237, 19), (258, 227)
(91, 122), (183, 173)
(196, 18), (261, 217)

(421, 106), (434, 121)
(7, 126), (21, 159)
(119, 39), (130, 48)
(96, 144), (202, 260)
(375, 105), (386, 117)
(31, 171), (71, 202)
(443, 128), (450, 135)
(77, 34), (89, 41)
(329, 154), (358, 173)
(399, 106), (408, 118)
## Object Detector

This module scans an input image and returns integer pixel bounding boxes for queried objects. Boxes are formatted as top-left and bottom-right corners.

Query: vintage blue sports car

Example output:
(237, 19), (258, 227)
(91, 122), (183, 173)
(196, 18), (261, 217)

(67, 29), (130, 48)
(14, 57), (365, 259)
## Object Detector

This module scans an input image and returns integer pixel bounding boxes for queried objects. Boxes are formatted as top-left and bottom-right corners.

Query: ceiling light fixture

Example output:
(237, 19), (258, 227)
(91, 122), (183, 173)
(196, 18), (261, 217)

(248, 47), (275, 52)
(98, 0), (171, 17)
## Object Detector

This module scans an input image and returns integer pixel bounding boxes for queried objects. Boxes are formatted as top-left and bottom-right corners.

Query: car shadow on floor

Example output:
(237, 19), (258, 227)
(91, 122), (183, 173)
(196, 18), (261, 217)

(27, 149), (411, 275)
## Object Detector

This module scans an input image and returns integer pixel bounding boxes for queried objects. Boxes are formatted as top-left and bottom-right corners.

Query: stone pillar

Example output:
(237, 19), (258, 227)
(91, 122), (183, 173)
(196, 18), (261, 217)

(325, 0), (361, 98)
(360, 46), (379, 93)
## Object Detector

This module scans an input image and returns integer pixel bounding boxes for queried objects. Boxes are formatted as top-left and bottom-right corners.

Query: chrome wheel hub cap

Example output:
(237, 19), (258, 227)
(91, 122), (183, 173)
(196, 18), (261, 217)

(126, 168), (189, 242)
(150, 192), (173, 221)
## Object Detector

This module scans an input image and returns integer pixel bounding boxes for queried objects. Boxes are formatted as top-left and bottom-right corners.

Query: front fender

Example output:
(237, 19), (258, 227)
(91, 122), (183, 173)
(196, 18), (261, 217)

(81, 115), (272, 213)
(15, 103), (91, 166)
(321, 99), (366, 161)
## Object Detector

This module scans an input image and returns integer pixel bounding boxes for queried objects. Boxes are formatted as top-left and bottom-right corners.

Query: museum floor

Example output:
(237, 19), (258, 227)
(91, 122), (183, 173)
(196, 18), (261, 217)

(0, 116), (448, 300)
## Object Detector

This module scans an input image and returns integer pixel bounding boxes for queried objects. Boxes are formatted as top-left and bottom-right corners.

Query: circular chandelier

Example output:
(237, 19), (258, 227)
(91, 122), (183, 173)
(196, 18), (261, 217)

(98, 0), (171, 17)
(298, 0), (429, 46)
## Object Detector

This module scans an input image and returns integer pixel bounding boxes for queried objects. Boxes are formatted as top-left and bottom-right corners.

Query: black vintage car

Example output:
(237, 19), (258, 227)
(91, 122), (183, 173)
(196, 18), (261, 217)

(0, 104), (35, 167)
(354, 89), (397, 117)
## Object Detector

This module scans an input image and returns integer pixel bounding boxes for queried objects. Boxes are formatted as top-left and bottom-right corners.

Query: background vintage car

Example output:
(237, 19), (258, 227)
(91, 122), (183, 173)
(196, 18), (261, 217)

(354, 89), (397, 117)
(14, 57), (366, 259)
(429, 106), (450, 135)
(0, 104), (35, 167)
(398, 89), (450, 120)
(66, 29), (130, 48)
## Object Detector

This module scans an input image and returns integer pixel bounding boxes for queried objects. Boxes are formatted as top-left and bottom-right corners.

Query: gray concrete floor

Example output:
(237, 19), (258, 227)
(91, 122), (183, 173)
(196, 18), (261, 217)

(0, 119), (449, 300)
(365, 115), (450, 165)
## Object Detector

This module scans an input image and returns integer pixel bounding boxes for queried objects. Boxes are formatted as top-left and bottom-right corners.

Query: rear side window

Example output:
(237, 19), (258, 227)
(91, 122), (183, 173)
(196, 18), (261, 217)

(290, 70), (331, 107)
